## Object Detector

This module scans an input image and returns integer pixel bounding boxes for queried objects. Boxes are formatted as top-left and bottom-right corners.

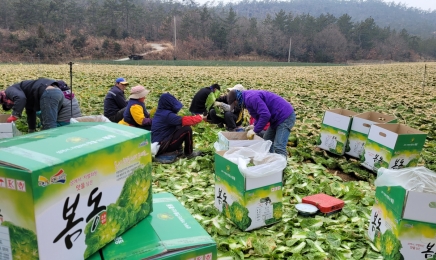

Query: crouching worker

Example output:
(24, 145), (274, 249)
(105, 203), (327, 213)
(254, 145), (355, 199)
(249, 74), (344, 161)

(209, 84), (245, 131)
(1, 78), (63, 132)
(56, 80), (82, 126)
(152, 92), (205, 162)
(119, 85), (152, 130)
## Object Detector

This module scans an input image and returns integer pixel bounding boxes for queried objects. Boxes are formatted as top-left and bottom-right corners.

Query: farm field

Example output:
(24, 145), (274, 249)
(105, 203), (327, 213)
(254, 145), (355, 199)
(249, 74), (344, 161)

(1, 63), (435, 259)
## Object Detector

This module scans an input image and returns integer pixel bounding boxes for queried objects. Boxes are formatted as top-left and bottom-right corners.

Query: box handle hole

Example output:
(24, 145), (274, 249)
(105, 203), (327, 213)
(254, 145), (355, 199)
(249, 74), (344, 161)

(379, 132), (386, 137)
(363, 123), (371, 128)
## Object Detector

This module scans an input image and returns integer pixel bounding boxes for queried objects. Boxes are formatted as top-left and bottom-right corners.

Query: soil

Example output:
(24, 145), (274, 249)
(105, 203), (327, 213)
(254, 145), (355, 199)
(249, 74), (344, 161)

(327, 169), (360, 182)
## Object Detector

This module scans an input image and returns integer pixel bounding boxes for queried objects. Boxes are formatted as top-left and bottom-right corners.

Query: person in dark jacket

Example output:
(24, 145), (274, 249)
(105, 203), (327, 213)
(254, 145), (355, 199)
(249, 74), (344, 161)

(189, 83), (220, 115)
(104, 77), (128, 122)
(209, 84), (245, 131)
(119, 85), (152, 130)
(56, 80), (82, 126)
(152, 93), (205, 159)
(0, 78), (63, 132)
(228, 89), (296, 158)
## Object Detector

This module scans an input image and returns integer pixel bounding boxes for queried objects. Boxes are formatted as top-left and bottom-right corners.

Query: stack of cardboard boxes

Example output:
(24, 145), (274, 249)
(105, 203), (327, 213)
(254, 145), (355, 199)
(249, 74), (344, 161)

(317, 109), (427, 173)
(0, 123), (217, 260)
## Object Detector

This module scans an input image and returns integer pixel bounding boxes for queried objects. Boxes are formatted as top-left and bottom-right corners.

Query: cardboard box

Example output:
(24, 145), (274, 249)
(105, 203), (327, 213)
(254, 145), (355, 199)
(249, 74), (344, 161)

(361, 123), (427, 172)
(368, 185), (436, 259)
(345, 112), (397, 158)
(0, 114), (22, 139)
(214, 151), (283, 231)
(317, 109), (358, 155)
(0, 123), (153, 260)
(217, 131), (264, 151)
(96, 192), (217, 260)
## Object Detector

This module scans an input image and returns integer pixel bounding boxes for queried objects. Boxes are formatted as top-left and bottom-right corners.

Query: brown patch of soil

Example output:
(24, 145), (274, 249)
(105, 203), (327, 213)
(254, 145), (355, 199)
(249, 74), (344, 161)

(327, 169), (359, 182)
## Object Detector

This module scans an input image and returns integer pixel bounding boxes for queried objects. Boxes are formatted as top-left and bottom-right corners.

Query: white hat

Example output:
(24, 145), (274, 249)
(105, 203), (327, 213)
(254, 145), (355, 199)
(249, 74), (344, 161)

(129, 85), (150, 99)
(227, 84), (245, 92)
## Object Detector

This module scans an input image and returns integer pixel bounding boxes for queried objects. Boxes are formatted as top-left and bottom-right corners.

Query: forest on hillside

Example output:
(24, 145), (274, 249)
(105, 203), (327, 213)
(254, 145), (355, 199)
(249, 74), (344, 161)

(0, 0), (435, 63)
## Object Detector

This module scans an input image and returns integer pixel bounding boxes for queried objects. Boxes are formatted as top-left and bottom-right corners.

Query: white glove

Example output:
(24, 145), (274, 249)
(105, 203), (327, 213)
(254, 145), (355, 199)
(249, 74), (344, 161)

(245, 125), (254, 131)
(247, 129), (255, 140)
(214, 101), (222, 107)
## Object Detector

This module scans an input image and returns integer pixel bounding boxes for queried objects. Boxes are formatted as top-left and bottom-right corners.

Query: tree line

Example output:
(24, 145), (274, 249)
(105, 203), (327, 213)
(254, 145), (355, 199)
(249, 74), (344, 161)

(0, 0), (435, 63)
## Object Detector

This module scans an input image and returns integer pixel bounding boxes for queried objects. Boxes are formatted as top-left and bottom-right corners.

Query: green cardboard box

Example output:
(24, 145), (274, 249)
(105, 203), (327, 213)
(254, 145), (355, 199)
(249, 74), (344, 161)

(316, 109), (358, 155)
(360, 123), (427, 172)
(345, 111), (397, 159)
(0, 123), (152, 260)
(97, 192), (217, 260)
(0, 114), (22, 139)
(214, 151), (283, 231)
(368, 184), (436, 259)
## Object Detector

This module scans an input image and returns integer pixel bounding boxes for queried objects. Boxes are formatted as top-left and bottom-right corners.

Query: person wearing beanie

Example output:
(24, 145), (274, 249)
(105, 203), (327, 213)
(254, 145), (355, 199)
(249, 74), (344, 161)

(119, 85), (152, 130)
(104, 77), (129, 122)
(189, 83), (221, 116)
(209, 84), (245, 131)
(228, 89), (296, 158)
(1, 78), (63, 132)
(152, 92), (205, 161)
(56, 80), (82, 126)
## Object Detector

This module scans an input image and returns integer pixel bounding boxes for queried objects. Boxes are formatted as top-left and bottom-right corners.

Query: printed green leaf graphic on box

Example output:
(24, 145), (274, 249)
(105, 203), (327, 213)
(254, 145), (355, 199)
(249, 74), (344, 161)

(1, 221), (38, 260)
(84, 166), (152, 259)
(228, 201), (252, 231)
(380, 229), (402, 260)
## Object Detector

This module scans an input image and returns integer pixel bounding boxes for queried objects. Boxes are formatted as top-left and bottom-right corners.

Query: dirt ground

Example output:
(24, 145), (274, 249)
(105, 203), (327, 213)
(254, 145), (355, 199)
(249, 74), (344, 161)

(326, 169), (360, 182)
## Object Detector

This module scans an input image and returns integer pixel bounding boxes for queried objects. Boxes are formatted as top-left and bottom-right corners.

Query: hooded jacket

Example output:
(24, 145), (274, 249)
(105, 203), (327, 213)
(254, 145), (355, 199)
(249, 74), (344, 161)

(243, 90), (294, 133)
(5, 78), (59, 129)
(151, 93), (184, 143)
(152, 93), (203, 143)
(57, 91), (82, 122)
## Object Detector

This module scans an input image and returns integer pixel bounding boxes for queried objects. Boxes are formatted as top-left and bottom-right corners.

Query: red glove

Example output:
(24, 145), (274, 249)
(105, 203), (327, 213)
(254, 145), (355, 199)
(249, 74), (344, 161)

(7, 115), (18, 123)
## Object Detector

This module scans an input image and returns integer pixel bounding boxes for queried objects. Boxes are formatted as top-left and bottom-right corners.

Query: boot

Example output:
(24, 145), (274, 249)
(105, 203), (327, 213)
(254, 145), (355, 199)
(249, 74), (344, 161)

(185, 150), (203, 159)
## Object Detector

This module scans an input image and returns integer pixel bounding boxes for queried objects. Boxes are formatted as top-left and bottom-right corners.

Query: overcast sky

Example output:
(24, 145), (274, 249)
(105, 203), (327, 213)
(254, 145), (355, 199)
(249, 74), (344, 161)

(193, 0), (436, 11)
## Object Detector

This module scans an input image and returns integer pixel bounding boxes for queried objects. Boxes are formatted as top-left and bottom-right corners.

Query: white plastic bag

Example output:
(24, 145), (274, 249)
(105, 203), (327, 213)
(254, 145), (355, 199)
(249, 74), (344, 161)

(223, 141), (287, 178)
(375, 167), (436, 193)
(70, 115), (111, 123)
(151, 142), (160, 157)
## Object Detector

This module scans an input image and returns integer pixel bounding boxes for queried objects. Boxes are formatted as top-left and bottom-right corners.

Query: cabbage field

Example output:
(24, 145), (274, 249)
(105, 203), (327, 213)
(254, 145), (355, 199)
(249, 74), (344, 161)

(1, 62), (435, 259)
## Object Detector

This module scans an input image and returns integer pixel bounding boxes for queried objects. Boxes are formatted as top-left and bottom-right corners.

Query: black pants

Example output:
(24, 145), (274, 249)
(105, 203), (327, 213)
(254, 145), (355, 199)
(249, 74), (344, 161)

(157, 126), (193, 156)
(108, 107), (126, 123)
(209, 109), (240, 129)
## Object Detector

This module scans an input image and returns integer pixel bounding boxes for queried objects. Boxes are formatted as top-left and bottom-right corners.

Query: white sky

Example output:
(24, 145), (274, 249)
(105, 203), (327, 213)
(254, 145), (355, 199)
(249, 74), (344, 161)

(193, 0), (436, 11)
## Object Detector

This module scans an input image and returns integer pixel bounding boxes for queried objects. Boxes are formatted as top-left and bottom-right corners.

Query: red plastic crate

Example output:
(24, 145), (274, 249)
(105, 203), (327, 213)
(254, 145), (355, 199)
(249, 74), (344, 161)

(302, 193), (344, 214)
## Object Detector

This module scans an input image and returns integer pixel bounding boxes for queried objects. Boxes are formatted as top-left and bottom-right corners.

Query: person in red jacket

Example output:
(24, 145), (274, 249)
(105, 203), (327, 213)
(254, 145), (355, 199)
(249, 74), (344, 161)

(152, 92), (205, 160)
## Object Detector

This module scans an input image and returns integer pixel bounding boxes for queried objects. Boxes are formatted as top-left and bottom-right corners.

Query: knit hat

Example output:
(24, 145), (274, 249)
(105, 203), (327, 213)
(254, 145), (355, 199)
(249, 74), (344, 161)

(57, 80), (70, 91)
(129, 85), (150, 99)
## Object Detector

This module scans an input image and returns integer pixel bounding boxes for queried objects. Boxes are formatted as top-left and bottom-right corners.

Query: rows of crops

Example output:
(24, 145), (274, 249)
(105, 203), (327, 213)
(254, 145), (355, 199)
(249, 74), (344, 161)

(1, 62), (435, 259)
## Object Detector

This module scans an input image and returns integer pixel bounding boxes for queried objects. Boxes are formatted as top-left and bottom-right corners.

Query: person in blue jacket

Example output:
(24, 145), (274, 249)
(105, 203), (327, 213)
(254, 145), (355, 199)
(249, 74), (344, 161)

(228, 89), (296, 158)
(104, 77), (128, 122)
(152, 92), (205, 159)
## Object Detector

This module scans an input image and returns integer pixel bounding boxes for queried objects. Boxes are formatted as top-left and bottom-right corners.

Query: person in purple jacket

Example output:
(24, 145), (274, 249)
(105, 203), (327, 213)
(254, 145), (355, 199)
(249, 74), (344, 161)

(228, 89), (296, 158)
